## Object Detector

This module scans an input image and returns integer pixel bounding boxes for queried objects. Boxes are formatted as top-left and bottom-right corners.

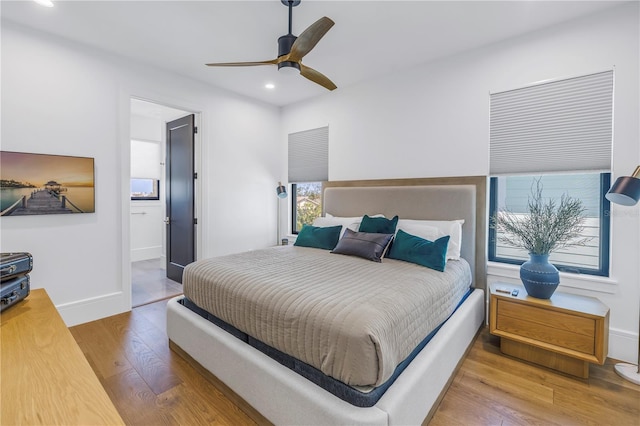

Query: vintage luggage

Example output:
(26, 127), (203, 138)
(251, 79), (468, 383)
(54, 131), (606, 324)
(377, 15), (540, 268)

(1, 275), (30, 312)
(1, 252), (33, 281)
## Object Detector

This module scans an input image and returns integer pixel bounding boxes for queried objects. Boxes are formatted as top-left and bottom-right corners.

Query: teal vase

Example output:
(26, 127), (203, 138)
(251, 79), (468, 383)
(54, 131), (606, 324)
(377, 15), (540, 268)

(519, 254), (559, 299)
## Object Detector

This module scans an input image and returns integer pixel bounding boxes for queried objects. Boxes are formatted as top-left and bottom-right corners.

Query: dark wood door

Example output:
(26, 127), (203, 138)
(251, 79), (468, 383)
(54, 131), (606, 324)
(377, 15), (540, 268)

(165, 114), (195, 283)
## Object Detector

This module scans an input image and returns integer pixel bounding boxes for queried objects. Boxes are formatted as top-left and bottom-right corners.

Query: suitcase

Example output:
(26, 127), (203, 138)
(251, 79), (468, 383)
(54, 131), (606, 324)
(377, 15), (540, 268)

(1, 252), (33, 282)
(1, 275), (30, 312)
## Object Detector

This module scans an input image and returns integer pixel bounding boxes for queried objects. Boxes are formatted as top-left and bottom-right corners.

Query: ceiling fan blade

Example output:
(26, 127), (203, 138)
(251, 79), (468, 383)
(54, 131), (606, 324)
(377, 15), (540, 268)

(206, 59), (278, 67)
(300, 64), (337, 91)
(287, 16), (334, 62)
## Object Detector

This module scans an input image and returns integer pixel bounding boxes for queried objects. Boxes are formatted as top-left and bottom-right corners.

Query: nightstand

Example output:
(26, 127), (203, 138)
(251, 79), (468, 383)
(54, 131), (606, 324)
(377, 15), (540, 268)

(489, 283), (609, 378)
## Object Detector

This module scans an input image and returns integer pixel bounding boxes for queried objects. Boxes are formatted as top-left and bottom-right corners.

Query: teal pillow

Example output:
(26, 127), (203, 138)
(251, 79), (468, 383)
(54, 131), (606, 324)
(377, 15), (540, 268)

(387, 229), (450, 272)
(294, 225), (342, 250)
(359, 215), (399, 234)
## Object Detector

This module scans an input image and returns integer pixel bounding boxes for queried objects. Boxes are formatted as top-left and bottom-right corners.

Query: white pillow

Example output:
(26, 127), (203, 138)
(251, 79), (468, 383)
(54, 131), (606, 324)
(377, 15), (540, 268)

(313, 214), (363, 238)
(396, 219), (465, 260)
(313, 213), (385, 238)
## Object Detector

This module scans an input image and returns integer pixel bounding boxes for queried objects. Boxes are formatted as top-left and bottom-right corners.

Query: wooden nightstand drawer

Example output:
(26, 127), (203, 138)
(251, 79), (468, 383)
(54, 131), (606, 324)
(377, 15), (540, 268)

(496, 312), (595, 355)
(497, 300), (596, 337)
(495, 299), (596, 355)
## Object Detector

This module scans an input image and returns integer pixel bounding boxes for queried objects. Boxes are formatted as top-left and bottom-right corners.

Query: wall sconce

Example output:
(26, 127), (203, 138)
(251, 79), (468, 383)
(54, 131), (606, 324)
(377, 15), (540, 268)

(276, 182), (288, 199)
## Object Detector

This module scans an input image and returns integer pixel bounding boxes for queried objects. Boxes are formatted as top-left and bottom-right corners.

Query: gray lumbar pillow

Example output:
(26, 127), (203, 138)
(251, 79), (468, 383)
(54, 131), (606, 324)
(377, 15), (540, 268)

(331, 228), (394, 262)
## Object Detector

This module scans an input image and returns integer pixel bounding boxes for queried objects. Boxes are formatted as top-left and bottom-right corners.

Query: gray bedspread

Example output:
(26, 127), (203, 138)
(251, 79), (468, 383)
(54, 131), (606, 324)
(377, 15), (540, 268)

(183, 245), (471, 388)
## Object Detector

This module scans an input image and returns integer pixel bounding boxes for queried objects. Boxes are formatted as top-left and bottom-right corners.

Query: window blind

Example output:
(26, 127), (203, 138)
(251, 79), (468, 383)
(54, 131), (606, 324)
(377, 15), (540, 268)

(288, 126), (328, 182)
(131, 140), (162, 179)
(490, 70), (613, 175)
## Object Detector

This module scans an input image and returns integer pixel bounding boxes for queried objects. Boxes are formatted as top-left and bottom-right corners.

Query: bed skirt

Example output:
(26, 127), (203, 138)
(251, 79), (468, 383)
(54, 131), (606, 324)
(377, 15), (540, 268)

(167, 288), (485, 425)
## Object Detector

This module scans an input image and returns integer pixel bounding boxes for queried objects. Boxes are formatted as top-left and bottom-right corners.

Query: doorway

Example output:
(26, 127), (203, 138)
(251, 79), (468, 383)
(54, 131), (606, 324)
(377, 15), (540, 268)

(130, 98), (199, 307)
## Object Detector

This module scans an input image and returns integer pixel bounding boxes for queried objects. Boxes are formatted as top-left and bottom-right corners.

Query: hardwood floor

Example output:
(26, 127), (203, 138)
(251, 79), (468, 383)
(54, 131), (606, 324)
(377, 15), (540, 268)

(131, 258), (183, 307)
(70, 298), (255, 425)
(429, 331), (639, 426)
(71, 300), (640, 425)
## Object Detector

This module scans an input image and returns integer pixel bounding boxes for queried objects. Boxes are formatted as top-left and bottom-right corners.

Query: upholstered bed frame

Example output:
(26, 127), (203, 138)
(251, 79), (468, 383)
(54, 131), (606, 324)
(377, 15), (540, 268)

(167, 176), (487, 425)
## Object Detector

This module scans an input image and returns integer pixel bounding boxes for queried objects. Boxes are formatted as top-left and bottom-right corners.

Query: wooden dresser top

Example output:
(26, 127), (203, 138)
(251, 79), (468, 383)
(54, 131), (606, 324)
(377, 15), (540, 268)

(0, 288), (124, 425)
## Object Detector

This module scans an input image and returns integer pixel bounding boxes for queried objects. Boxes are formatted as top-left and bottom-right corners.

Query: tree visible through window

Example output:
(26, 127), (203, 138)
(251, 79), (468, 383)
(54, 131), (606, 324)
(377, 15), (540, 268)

(292, 182), (322, 233)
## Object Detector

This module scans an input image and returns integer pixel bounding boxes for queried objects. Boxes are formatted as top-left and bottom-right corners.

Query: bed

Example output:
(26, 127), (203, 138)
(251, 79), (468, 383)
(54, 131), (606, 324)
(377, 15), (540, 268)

(167, 176), (487, 425)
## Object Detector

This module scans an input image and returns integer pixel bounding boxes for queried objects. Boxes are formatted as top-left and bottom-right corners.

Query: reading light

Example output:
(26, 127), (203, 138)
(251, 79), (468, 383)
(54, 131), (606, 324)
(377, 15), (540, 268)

(606, 165), (640, 385)
(276, 182), (288, 246)
(33, 0), (54, 7)
(606, 166), (640, 206)
(276, 182), (287, 199)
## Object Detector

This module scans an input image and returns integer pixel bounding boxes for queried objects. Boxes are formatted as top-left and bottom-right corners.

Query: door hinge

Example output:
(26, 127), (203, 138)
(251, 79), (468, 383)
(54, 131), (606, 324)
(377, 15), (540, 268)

(194, 218), (198, 225)
(194, 126), (198, 134)
(194, 172), (198, 179)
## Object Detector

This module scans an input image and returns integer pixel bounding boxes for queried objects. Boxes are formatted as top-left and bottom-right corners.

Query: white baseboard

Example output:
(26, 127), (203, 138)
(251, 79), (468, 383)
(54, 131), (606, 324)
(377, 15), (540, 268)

(55, 291), (129, 327)
(609, 327), (639, 364)
(131, 246), (162, 262)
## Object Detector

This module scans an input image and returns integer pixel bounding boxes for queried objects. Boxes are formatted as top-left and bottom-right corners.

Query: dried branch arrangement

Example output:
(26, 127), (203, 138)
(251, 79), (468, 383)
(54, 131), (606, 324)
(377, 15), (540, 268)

(492, 179), (591, 255)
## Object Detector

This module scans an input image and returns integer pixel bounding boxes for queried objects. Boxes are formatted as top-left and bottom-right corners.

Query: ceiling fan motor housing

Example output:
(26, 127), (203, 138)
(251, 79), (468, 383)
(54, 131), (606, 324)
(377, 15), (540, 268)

(277, 34), (300, 71)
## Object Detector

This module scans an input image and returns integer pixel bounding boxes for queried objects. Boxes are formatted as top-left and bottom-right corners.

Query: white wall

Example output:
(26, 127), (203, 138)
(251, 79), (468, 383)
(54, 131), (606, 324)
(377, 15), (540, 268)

(0, 21), (281, 326)
(131, 114), (163, 142)
(281, 3), (640, 363)
(130, 115), (165, 262)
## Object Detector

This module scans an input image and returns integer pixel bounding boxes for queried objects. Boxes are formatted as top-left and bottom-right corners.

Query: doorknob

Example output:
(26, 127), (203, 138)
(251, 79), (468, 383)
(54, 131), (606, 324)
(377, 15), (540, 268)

(164, 217), (170, 225)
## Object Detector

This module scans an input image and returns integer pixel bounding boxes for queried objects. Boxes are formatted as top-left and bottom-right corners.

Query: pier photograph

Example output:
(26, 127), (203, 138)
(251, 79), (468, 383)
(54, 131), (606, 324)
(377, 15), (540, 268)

(0, 151), (95, 216)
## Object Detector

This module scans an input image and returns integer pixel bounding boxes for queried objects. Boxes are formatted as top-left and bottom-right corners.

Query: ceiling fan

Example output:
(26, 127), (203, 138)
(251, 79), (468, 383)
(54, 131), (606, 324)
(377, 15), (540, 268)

(206, 0), (337, 91)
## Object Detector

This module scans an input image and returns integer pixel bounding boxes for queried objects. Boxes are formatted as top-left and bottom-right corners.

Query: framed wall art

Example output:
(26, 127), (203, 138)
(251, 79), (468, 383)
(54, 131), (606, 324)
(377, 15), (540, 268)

(0, 151), (95, 216)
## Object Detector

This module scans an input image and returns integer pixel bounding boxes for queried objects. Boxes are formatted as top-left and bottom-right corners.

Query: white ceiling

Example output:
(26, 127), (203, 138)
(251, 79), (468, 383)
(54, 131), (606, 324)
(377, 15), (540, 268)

(1, 0), (628, 107)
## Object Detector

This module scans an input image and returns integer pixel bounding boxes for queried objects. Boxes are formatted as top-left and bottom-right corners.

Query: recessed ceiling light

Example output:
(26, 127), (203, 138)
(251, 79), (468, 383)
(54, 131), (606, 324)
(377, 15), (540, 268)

(265, 83), (275, 90)
(33, 0), (54, 7)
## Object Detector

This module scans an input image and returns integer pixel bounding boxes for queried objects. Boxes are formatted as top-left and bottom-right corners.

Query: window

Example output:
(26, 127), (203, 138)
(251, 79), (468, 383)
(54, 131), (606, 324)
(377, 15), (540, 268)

(130, 178), (160, 200)
(291, 182), (323, 233)
(288, 126), (328, 234)
(489, 173), (611, 276)
(131, 139), (162, 201)
(489, 71), (613, 277)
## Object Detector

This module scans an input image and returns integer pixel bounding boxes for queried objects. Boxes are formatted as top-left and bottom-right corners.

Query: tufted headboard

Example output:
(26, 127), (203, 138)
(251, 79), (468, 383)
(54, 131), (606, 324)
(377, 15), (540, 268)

(323, 176), (487, 292)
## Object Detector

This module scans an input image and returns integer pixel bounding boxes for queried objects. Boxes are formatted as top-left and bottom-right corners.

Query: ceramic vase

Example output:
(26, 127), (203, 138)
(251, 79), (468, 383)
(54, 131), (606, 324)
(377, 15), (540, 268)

(519, 253), (559, 299)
